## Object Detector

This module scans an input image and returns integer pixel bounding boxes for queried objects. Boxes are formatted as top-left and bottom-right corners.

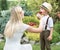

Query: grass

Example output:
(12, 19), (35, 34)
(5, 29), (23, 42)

(0, 41), (5, 50)
(0, 41), (60, 50)
(33, 44), (60, 50)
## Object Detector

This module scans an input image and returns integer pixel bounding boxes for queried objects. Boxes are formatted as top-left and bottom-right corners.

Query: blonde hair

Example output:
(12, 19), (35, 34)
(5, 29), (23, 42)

(4, 6), (24, 38)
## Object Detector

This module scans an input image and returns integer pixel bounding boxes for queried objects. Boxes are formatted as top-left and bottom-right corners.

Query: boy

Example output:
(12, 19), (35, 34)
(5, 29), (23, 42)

(39, 2), (53, 50)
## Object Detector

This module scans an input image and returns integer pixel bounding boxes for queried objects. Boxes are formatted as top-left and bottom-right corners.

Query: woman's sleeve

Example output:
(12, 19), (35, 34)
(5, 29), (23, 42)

(39, 18), (43, 27)
(23, 24), (30, 31)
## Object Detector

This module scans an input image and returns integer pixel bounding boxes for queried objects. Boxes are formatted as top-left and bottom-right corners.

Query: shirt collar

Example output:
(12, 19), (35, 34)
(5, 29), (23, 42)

(44, 15), (49, 18)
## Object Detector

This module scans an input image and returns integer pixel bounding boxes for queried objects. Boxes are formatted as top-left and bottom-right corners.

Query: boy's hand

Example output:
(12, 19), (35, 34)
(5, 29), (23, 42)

(47, 35), (52, 41)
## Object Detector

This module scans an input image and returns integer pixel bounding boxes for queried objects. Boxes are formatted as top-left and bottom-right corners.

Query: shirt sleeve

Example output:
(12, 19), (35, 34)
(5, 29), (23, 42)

(39, 18), (44, 27)
(23, 24), (30, 31)
(48, 17), (53, 28)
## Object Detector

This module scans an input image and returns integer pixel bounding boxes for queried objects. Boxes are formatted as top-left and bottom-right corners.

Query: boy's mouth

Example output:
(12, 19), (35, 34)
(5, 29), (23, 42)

(38, 12), (42, 14)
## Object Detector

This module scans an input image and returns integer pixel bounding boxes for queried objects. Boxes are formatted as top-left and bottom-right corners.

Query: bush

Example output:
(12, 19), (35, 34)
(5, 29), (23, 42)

(20, 0), (33, 16)
(0, 41), (5, 50)
(23, 16), (39, 25)
(25, 31), (40, 41)
(0, 10), (10, 34)
(54, 21), (60, 34)
(23, 16), (40, 41)
(24, 10), (33, 16)
(51, 30), (60, 43)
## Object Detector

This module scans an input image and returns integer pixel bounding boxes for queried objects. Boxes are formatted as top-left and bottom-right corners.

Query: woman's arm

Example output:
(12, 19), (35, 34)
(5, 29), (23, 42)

(27, 23), (43, 33)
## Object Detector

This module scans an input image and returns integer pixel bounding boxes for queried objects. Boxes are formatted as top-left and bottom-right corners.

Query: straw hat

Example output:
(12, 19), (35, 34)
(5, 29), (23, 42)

(41, 2), (52, 13)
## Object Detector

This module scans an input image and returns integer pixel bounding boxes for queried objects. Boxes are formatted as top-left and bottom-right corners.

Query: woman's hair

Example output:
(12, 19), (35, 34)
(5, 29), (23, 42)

(4, 6), (23, 38)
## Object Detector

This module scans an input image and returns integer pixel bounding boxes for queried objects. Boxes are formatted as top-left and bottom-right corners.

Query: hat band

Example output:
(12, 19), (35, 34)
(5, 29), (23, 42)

(41, 5), (49, 12)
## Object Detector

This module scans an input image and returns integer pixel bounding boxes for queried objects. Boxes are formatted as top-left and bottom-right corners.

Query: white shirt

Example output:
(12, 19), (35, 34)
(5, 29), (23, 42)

(4, 24), (32, 50)
(40, 15), (53, 31)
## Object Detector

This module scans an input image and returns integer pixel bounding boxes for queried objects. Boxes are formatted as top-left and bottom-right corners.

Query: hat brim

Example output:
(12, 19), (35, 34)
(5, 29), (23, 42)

(40, 5), (49, 13)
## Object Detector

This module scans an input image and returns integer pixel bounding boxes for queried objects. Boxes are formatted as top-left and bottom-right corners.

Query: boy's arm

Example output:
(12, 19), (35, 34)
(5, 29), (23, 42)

(47, 27), (53, 41)
(50, 27), (53, 36)
(47, 17), (53, 41)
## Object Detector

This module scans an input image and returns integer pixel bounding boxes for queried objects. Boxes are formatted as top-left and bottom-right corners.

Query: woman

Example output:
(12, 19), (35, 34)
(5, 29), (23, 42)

(3, 6), (42, 50)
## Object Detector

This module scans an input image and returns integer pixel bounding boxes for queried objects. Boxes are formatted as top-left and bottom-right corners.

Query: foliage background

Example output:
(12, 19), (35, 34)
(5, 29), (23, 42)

(0, 0), (60, 43)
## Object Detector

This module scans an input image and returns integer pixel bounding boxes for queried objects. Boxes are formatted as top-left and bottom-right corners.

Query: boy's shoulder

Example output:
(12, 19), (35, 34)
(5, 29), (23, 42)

(49, 17), (53, 20)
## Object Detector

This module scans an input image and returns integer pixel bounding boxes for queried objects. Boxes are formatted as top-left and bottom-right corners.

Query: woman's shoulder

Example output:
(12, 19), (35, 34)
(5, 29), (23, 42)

(49, 17), (53, 20)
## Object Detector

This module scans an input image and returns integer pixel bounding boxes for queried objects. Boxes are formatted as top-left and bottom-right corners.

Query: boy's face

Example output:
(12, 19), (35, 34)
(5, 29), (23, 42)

(40, 7), (47, 15)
